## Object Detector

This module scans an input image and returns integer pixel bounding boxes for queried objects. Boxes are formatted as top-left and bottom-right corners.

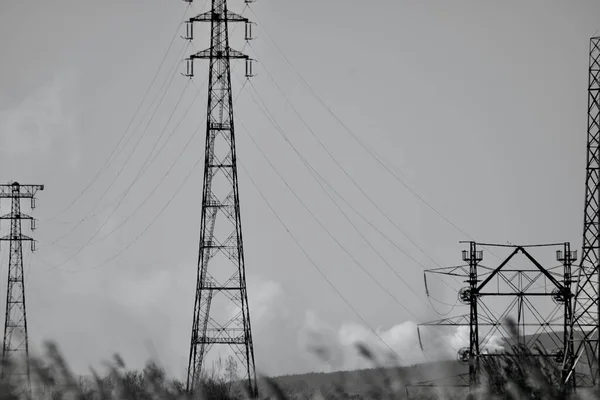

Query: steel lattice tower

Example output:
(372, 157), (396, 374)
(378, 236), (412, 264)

(0, 182), (43, 391)
(182, 0), (257, 395)
(409, 242), (577, 397)
(567, 36), (600, 388)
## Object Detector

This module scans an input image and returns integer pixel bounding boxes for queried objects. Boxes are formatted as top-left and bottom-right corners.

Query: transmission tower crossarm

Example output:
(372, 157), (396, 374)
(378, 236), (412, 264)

(418, 242), (575, 395)
(190, 47), (250, 60)
(475, 247), (520, 291)
(0, 181), (43, 395)
(425, 264), (470, 277)
(567, 35), (600, 388)
(190, 9), (248, 22)
(0, 212), (33, 220)
(519, 247), (565, 289)
(0, 234), (34, 242)
(419, 315), (471, 327)
(0, 184), (43, 198)
(184, 0), (257, 396)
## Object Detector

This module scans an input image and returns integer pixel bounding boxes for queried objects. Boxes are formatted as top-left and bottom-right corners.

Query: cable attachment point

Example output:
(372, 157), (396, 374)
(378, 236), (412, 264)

(457, 348), (471, 364)
(458, 287), (472, 304)
(182, 20), (194, 41)
(184, 58), (194, 78)
(245, 21), (257, 41)
(245, 58), (256, 78)
(552, 349), (564, 364)
(551, 287), (567, 304)
(417, 326), (424, 351)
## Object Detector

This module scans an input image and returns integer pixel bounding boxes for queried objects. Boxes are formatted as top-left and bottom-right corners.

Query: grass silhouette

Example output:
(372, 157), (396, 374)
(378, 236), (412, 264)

(0, 318), (598, 399)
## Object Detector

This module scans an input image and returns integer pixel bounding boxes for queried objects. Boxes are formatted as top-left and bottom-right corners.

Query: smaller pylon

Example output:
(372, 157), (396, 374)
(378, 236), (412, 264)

(0, 182), (43, 392)
(412, 242), (576, 397)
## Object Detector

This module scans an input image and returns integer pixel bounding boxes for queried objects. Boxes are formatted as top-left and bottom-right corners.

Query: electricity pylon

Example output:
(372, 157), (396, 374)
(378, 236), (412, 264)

(182, 0), (257, 396)
(0, 182), (43, 391)
(567, 36), (600, 388)
(413, 242), (575, 397)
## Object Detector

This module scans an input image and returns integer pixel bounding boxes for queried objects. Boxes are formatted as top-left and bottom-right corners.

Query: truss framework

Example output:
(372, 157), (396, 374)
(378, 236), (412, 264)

(567, 36), (600, 388)
(409, 242), (576, 396)
(183, 0), (257, 396)
(0, 182), (43, 394)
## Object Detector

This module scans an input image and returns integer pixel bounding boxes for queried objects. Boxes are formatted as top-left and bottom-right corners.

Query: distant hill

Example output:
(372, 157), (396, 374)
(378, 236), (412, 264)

(261, 330), (590, 398)
(260, 360), (465, 399)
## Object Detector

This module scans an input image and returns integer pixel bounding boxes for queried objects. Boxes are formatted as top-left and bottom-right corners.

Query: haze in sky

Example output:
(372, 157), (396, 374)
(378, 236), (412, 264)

(0, 0), (598, 380)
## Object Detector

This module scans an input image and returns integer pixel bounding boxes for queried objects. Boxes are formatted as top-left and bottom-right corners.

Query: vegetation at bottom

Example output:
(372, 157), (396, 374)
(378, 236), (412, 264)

(0, 318), (599, 399)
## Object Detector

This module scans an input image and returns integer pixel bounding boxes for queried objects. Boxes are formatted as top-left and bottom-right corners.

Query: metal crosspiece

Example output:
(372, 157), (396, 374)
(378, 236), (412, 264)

(183, 0), (257, 396)
(0, 182), (43, 394)
(567, 36), (600, 390)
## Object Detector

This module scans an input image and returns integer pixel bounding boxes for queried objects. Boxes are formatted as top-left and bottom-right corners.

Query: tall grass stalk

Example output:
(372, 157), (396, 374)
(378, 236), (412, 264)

(1, 321), (599, 399)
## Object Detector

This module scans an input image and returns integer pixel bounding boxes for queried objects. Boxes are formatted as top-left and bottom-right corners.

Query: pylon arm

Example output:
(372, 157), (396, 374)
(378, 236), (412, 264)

(418, 314), (495, 327)
(0, 184), (43, 198)
(419, 314), (470, 327)
(190, 46), (249, 60)
(0, 234), (37, 251)
(189, 9), (248, 22)
(425, 264), (470, 277)
(476, 246), (564, 291)
(0, 213), (33, 220)
(0, 234), (33, 242)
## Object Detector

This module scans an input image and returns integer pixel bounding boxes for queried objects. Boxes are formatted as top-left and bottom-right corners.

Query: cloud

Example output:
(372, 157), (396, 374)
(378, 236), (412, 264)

(298, 314), (427, 371)
(443, 325), (505, 355)
(0, 73), (80, 167)
(238, 286), (493, 376)
(296, 311), (507, 374)
(25, 258), (501, 381)
(247, 277), (289, 326)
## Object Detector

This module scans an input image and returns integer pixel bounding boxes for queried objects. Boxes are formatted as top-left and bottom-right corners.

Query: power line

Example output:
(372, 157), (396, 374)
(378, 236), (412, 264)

(56, 44), (247, 249)
(247, 48), (444, 272)
(239, 83), (464, 327)
(237, 161), (413, 367)
(48, 1), (244, 230)
(40, 77), (247, 272)
(88, 76), (238, 246)
(41, 41), (191, 248)
(81, 42), (250, 246)
(240, 61), (466, 322)
(38, 118), (204, 273)
(231, 92), (424, 322)
(45, 4), (192, 221)
(40, 80), (191, 267)
(246, 6), (502, 260)
(246, 5), (510, 274)
(241, 42), (468, 301)
(51, 145), (203, 274)
(239, 89), (447, 309)
(241, 74), (464, 299)
(245, 76), (464, 292)
(41, 71), (190, 251)
(49, 44), (195, 228)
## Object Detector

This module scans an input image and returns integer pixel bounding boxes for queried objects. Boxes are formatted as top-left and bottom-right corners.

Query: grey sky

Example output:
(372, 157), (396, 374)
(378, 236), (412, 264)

(0, 0), (598, 381)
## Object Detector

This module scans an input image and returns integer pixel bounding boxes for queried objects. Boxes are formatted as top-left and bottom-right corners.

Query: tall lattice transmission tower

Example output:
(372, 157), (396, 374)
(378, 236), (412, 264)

(568, 36), (600, 388)
(182, 0), (257, 395)
(0, 182), (43, 390)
